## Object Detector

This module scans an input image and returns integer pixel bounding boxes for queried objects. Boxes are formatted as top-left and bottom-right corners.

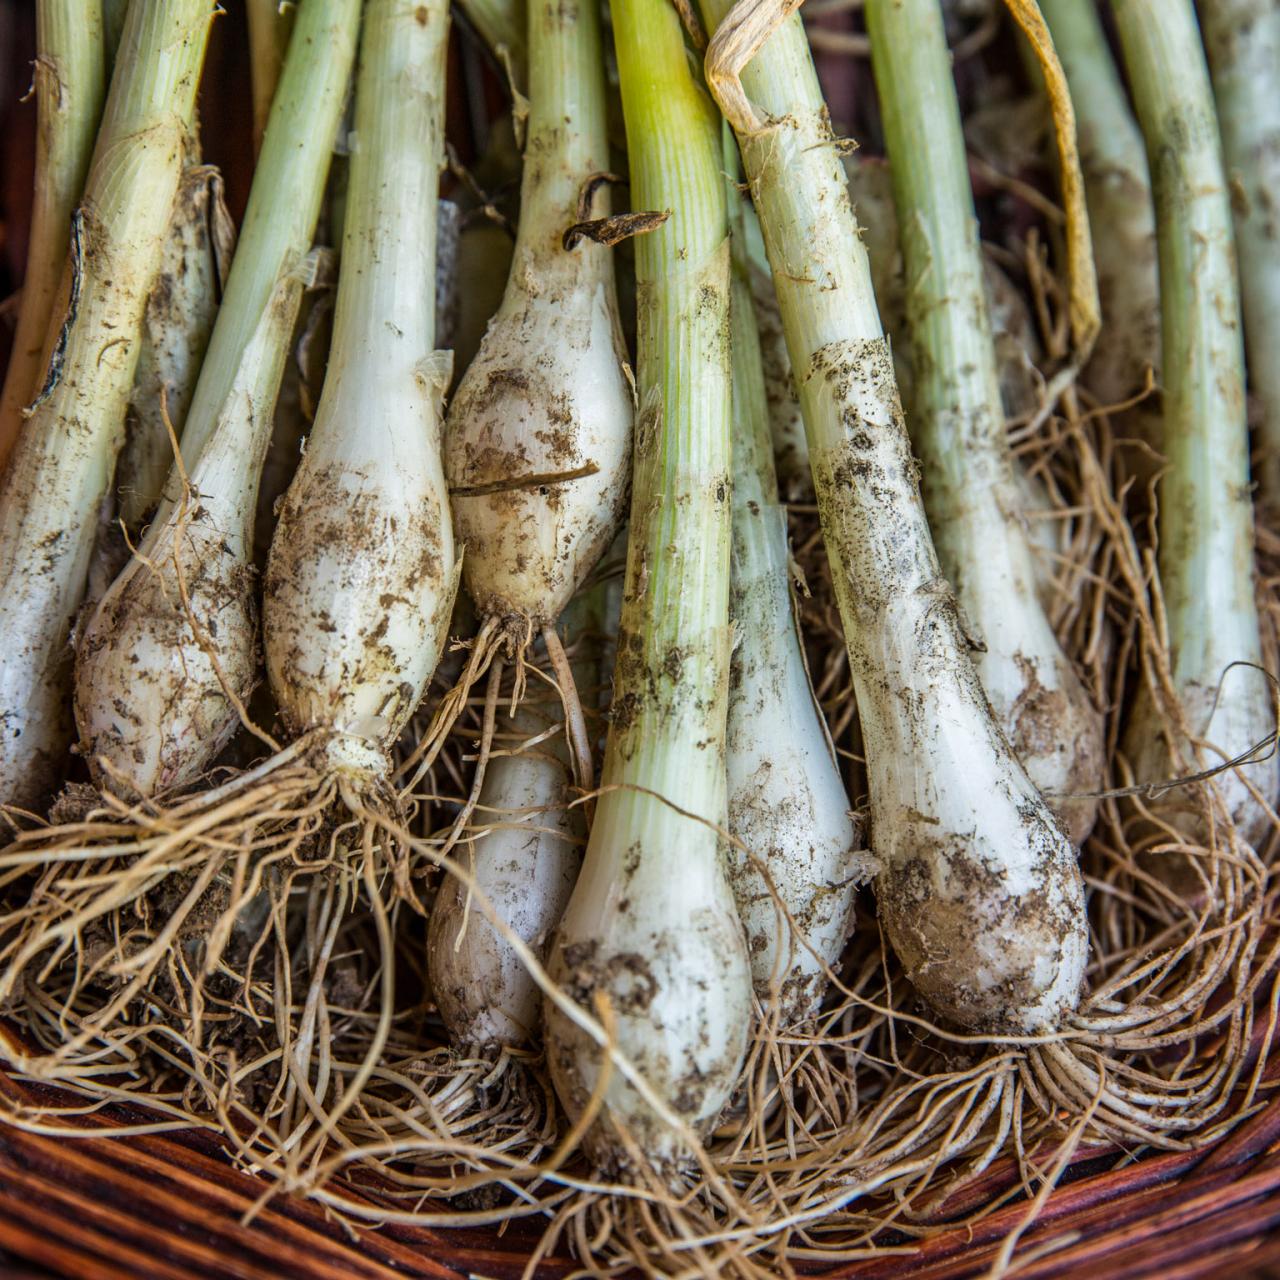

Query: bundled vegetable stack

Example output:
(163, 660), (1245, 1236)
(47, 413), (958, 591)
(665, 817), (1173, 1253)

(0, 0), (1276, 1274)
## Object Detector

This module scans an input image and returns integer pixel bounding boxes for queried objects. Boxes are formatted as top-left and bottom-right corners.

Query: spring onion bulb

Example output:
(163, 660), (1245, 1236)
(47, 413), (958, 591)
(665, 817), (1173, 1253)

(72, 0), (357, 799)
(726, 187), (868, 1023)
(443, 0), (631, 708)
(544, 0), (751, 1171)
(0, 1), (214, 811)
(1114, 0), (1277, 849)
(703, 0), (1086, 1033)
(0, 1), (107, 474)
(264, 0), (455, 787)
(867, 0), (1103, 845)
(427, 597), (599, 1048)
(1037, 0), (1159, 409)
(115, 164), (235, 534)
(1200, 0), (1280, 504)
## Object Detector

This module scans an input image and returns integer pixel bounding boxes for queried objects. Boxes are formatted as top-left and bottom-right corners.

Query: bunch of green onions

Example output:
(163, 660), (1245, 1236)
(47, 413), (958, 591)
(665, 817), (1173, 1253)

(0, 0), (1274, 1223)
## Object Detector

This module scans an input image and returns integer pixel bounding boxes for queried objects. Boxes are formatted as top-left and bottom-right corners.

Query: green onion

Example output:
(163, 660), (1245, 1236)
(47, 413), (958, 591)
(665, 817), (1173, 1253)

(1114, 0), (1277, 851)
(264, 0), (456, 782)
(702, 0), (1086, 1032)
(725, 167), (866, 1023)
(443, 0), (632, 728)
(74, 0), (358, 798)
(1200, 0), (1280, 504)
(867, 0), (1103, 844)
(544, 0), (751, 1169)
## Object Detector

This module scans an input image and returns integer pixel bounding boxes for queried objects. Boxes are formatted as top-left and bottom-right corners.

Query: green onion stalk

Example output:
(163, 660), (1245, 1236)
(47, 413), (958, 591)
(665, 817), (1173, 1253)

(725, 160), (868, 1024)
(1114, 0), (1277, 855)
(701, 0), (1086, 1033)
(74, 0), (359, 800)
(544, 0), (752, 1171)
(0, 0), (215, 812)
(1199, 0), (1280, 505)
(257, 0), (458, 1147)
(1038, 0), (1159, 409)
(0, 1), (108, 474)
(867, 0), (1103, 845)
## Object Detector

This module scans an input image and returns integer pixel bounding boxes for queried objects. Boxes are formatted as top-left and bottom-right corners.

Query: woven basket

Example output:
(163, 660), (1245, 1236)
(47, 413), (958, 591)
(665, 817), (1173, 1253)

(0, 1061), (1277, 1280)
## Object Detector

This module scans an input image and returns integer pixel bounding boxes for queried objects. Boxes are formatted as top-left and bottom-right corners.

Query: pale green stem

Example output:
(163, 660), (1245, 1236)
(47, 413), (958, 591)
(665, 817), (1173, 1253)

(506, 0), (610, 280)
(0, 1), (107, 473)
(606, 0), (730, 812)
(0, 0), (215, 809)
(1038, 0), (1159, 405)
(1114, 0), (1275, 840)
(329, 2), (443, 362)
(1200, 0), (1280, 505)
(153, 0), (358, 526)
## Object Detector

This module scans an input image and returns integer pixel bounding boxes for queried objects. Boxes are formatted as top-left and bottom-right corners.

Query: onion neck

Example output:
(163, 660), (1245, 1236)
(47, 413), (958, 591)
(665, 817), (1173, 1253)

(169, 0), (359, 476)
(508, 0), (612, 280)
(328, 0), (446, 371)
